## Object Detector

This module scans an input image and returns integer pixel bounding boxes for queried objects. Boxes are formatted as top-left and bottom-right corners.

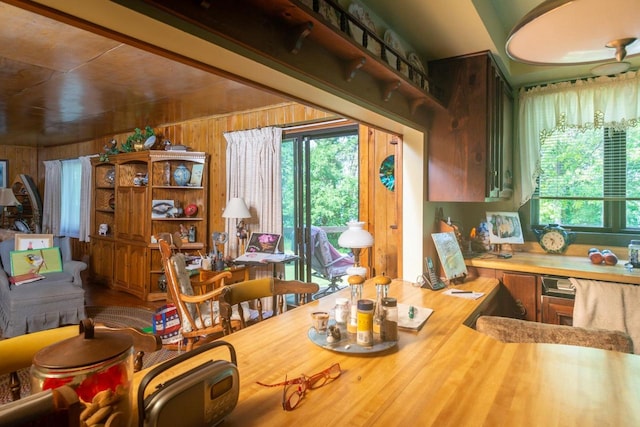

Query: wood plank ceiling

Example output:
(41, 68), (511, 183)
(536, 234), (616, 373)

(0, 2), (290, 147)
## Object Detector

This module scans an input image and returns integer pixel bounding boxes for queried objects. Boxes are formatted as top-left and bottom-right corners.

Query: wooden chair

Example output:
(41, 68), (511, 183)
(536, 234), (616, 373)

(219, 278), (319, 334)
(158, 239), (231, 351)
(475, 315), (634, 353)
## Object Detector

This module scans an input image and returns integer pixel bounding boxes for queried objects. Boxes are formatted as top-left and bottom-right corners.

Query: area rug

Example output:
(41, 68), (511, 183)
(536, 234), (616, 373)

(0, 306), (181, 403)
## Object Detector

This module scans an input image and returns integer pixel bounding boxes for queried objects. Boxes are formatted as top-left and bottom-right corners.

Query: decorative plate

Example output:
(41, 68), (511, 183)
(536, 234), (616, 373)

(348, 2), (380, 57)
(14, 219), (30, 233)
(104, 168), (115, 186)
(307, 326), (397, 354)
(318, 1), (340, 28)
(383, 30), (407, 75)
(407, 52), (428, 89)
(143, 135), (156, 149)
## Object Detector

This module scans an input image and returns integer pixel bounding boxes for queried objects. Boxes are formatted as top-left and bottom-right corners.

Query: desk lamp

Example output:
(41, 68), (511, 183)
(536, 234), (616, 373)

(338, 221), (374, 278)
(0, 188), (20, 229)
(222, 198), (251, 255)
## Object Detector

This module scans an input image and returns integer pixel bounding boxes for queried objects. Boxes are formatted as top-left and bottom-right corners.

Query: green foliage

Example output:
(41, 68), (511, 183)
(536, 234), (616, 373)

(281, 133), (358, 248)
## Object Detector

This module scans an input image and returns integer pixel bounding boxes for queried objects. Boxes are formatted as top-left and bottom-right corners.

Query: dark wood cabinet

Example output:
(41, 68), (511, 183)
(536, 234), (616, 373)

(541, 295), (574, 325)
(499, 272), (540, 322)
(427, 51), (513, 201)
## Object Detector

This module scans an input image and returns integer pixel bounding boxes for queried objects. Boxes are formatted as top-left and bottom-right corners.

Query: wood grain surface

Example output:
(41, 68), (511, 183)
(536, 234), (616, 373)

(133, 277), (640, 426)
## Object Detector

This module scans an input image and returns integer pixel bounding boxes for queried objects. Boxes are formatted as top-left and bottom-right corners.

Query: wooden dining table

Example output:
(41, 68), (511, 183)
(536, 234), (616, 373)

(132, 276), (640, 426)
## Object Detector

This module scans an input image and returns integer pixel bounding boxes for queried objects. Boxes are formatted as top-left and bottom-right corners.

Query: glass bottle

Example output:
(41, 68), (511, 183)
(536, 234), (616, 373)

(629, 240), (640, 268)
(381, 297), (398, 342)
(373, 275), (391, 341)
(347, 275), (364, 337)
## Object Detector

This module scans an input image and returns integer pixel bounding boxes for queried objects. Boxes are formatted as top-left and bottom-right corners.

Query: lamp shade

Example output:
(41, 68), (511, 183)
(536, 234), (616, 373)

(338, 221), (374, 249)
(0, 188), (20, 207)
(506, 0), (640, 65)
(222, 198), (251, 219)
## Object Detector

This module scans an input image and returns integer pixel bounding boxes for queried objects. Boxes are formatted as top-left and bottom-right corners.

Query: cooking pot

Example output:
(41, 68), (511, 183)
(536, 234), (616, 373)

(31, 318), (134, 426)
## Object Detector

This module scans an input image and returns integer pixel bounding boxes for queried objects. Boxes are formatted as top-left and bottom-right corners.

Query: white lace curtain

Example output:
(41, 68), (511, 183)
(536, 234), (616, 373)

(224, 126), (283, 259)
(518, 71), (640, 206)
(42, 160), (61, 235)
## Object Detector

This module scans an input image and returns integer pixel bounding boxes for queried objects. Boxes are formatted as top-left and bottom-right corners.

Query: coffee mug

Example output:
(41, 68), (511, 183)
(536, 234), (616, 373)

(311, 311), (329, 333)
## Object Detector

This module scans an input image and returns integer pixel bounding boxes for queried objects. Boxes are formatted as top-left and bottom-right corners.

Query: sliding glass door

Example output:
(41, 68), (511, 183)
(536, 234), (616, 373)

(281, 125), (359, 286)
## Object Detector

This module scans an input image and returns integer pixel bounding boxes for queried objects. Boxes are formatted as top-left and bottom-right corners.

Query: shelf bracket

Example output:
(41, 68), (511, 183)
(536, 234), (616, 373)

(383, 80), (401, 102)
(289, 21), (313, 54)
(345, 57), (366, 82)
(410, 98), (427, 115)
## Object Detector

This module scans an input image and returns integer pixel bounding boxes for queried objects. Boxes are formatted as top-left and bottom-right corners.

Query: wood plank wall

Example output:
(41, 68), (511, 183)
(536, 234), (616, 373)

(3, 102), (401, 278)
(34, 102), (337, 259)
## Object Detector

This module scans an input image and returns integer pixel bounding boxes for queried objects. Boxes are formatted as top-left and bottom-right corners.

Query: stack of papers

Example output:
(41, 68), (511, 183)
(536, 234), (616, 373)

(443, 289), (484, 300)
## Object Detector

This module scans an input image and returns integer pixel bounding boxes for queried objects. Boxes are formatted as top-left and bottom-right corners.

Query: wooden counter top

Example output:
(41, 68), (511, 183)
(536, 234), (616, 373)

(466, 251), (640, 285)
(133, 277), (640, 426)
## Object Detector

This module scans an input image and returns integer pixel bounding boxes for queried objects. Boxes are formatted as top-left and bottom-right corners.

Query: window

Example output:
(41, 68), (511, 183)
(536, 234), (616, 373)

(60, 159), (82, 237)
(532, 126), (640, 232)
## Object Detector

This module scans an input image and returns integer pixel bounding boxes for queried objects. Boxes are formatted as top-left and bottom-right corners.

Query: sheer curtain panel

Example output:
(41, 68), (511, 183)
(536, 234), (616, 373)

(518, 71), (640, 206)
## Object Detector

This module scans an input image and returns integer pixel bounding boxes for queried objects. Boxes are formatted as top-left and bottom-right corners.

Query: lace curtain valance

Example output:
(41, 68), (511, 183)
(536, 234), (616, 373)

(517, 71), (640, 206)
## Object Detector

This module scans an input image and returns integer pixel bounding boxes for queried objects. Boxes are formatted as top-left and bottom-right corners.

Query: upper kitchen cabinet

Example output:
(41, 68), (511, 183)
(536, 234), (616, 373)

(427, 51), (514, 202)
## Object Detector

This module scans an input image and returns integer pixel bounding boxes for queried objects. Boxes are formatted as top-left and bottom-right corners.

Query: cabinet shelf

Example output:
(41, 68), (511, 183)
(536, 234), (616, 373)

(143, 0), (444, 118)
(91, 150), (209, 301)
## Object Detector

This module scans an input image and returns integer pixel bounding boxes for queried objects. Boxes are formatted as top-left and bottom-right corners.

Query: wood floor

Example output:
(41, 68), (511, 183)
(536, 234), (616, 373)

(83, 281), (167, 311)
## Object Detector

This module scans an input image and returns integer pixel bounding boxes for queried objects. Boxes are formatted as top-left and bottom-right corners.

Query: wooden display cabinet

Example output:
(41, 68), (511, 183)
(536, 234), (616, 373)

(90, 151), (209, 301)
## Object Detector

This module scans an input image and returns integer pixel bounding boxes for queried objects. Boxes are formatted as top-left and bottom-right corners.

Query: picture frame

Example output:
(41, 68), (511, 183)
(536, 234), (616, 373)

(189, 164), (204, 187)
(10, 247), (63, 276)
(15, 234), (54, 250)
(0, 159), (7, 188)
(431, 231), (468, 282)
(245, 232), (281, 253)
(486, 211), (524, 245)
(152, 200), (175, 218)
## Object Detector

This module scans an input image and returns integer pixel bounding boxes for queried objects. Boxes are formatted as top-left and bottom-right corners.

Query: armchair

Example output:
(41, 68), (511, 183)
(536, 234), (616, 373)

(0, 237), (87, 337)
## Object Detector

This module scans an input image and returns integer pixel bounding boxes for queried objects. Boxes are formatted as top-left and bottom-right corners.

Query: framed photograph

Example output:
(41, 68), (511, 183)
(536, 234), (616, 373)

(245, 232), (281, 254)
(0, 159), (7, 188)
(189, 164), (204, 187)
(15, 234), (54, 250)
(152, 199), (175, 218)
(10, 247), (63, 276)
(486, 211), (524, 244)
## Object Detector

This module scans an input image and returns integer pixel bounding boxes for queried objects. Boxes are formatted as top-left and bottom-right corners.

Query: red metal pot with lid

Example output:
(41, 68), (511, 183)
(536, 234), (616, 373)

(31, 318), (134, 427)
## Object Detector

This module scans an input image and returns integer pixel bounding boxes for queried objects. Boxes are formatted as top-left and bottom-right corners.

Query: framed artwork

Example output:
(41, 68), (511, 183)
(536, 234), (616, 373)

(0, 160), (7, 188)
(15, 234), (54, 250)
(152, 200), (175, 218)
(431, 231), (468, 282)
(189, 164), (204, 187)
(486, 211), (524, 245)
(245, 232), (281, 253)
(10, 247), (63, 275)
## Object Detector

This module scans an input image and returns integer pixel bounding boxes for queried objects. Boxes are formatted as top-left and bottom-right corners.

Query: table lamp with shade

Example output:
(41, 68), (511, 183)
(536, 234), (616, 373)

(0, 188), (20, 229)
(338, 221), (374, 278)
(222, 197), (251, 255)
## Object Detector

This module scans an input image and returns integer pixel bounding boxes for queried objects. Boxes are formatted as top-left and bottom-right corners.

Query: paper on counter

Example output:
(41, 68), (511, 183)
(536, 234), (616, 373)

(443, 289), (484, 300)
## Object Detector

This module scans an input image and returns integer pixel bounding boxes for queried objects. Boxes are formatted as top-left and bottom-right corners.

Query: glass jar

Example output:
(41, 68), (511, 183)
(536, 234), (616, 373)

(381, 297), (398, 342)
(334, 297), (349, 325)
(356, 299), (374, 347)
(629, 240), (640, 268)
(31, 320), (134, 426)
(347, 275), (364, 336)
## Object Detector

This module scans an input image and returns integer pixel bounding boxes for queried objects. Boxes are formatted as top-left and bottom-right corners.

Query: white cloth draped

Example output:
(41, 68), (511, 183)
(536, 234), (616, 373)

(570, 278), (640, 354)
(518, 71), (640, 206)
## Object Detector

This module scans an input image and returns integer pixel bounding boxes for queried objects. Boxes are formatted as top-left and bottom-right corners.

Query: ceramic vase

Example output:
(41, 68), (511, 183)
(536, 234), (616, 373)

(173, 164), (191, 186)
